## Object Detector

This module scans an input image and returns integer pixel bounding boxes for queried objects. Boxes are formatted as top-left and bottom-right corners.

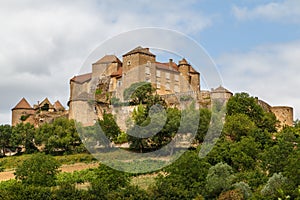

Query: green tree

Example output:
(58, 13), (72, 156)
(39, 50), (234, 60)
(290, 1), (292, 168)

(14, 153), (61, 186)
(196, 108), (211, 143)
(98, 112), (121, 141)
(229, 137), (261, 171)
(123, 82), (155, 105)
(223, 113), (257, 141)
(89, 164), (130, 199)
(0, 125), (12, 156)
(226, 92), (277, 132)
(152, 151), (211, 199)
(205, 162), (236, 198)
(36, 118), (83, 154)
(261, 131), (295, 174)
(261, 173), (289, 199)
(12, 123), (38, 154)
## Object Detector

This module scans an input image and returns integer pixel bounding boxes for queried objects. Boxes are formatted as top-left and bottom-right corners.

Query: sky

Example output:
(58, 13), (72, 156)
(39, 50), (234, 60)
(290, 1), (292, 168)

(0, 0), (299, 124)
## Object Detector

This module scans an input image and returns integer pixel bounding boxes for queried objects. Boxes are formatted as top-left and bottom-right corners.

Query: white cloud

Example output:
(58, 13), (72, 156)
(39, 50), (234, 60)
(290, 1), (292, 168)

(0, 0), (212, 124)
(218, 41), (300, 119)
(232, 0), (300, 23)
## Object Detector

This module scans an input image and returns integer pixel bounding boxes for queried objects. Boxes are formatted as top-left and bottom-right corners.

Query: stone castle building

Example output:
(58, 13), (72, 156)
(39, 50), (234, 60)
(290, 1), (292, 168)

(11, 97), (67, 127)
(68, 46), (293, 130)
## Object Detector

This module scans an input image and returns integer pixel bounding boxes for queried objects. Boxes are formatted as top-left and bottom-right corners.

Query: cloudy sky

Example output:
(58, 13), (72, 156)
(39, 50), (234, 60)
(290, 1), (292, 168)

(0, 0), (299, 124)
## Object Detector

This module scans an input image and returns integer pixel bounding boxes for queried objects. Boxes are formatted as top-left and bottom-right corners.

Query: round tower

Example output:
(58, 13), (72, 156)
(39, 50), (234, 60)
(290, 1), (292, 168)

(271, 106), (293, 130)
(178, 58), (191, 83)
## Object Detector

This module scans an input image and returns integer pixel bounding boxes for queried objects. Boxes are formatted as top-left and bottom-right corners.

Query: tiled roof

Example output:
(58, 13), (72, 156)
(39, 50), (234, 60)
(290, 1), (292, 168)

(39, 98), (54, 109)
(155, 62), (179, 72)
(12, 98), (33, 110)
(70, 73), (92, 84)
(212, 86), (232, 94)
(94, 55), (121, 64)
(53, 100), (65, 111)
(123, 46), (155, 57)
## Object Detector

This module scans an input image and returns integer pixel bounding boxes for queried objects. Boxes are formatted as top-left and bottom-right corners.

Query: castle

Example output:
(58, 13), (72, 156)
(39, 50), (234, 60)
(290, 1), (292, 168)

(67, 46), (293, 130)
(11, 46), (293, 130)
(11, 98), (68, 127)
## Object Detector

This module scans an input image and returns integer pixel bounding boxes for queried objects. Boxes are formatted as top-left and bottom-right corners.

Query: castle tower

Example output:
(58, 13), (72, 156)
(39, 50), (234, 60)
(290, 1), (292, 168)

(11, 98), (35, 126)
(122, 46), (156, 74)
(178, 58), (190, 83)
(271, 106), (294, 130)
(92, 55), (122, 78)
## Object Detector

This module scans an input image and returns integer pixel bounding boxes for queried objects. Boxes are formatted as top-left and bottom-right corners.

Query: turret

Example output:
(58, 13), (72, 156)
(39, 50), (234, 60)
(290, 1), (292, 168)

(122, 46), (156, 73)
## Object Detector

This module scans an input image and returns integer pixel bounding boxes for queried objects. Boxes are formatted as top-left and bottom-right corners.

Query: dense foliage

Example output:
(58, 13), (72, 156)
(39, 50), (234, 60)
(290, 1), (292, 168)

(0, 92), (300, 199)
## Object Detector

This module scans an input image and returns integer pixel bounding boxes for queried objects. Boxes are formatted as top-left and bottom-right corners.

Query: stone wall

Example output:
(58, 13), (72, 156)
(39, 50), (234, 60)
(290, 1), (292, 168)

(271, 106), (293, 130)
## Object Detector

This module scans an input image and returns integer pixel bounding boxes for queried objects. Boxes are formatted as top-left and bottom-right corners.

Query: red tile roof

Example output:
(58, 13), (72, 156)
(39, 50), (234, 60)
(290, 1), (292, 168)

(54, 100), (65, 111)
(155, 62), (179, 72)
(70, 73), (92, 84)
(12, 98), (33, 110)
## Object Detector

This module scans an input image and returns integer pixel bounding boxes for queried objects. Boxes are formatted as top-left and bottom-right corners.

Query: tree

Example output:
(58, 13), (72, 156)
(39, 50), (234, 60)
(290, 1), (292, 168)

(36, 118), (83, 154)
(261, 131), (295, 174)
(98, 112), (121, 141)
(229, 137), (261, 171)
(261, 173), (289, 199)
(205, 162), (236, 198)
(0, 125), (12, 156)
(12, 123), (38, 154)
(123, 82), (155, 105)
(223, 113), (257, 141)
(226, 92), (264, 122)
(89, 164), (130, 199)
(226, 92), (277, 132)
(152, 151), (211, 199)
(196, 108), (211, 143)
(15, 153), (61, 186)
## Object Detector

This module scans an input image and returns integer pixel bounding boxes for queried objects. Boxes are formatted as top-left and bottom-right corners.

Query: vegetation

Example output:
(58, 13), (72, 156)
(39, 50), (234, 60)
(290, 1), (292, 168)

(0, 91), (300, 199)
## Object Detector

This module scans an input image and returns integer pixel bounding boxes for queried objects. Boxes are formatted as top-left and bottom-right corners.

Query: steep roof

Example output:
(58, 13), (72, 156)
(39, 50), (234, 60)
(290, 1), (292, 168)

(94, 55), (121, 64)
(53, 100), (65, 111)
(123, 46), (155, 57)
(12, 98), (33, 110)
(70, 73), (92, 84)
(39, 98), (54, 109)
(211, 86), (232, 94)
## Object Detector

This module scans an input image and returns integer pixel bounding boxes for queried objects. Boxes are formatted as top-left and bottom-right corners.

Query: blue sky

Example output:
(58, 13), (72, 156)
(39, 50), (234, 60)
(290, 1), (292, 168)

(0, 0), (299, 124)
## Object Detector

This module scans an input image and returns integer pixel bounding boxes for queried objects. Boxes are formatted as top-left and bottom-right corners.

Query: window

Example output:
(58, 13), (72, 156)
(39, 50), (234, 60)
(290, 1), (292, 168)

(117, 80), (122, 87)
(174, 85), (179, 93)
(127, 61), (131, 66)
(166, 72), (170, 80)
(145, 66), (150, 75)
(175, 74), (179, 81)
(166, 83), (170, 90)
(156, 70), (161, 77)
(156, 80), (161, 88)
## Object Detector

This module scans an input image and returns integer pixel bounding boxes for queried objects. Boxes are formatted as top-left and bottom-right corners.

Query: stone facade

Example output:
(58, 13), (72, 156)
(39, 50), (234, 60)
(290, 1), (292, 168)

(68, 46), (294, 130)
(12, 98), (67, 127)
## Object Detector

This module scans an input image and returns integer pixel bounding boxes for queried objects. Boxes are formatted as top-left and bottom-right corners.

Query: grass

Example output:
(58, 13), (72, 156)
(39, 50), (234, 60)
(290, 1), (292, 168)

(131, 174), (157, 190)
(0, 153), (96, 170)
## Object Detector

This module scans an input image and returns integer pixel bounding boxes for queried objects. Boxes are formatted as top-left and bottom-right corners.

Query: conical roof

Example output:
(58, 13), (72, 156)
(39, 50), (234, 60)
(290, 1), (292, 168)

(12, 98), (33, 110)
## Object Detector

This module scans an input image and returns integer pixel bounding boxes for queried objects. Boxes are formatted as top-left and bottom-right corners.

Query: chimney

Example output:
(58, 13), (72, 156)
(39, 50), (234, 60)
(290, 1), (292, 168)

(169, 59), (173, 66)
